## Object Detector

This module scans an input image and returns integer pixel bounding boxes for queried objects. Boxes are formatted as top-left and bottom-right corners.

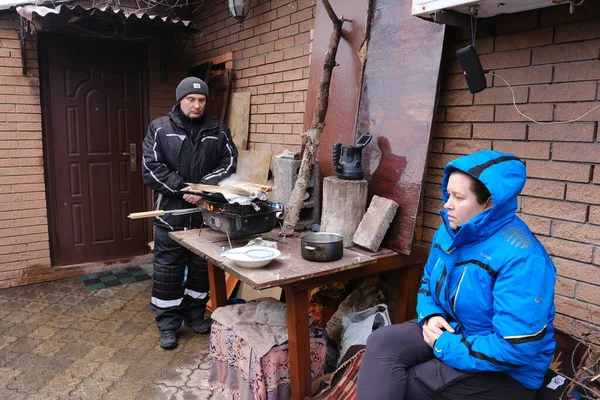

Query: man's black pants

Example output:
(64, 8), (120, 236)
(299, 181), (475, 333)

(151, 227), (209, 331)
(356, 320), (536, 400)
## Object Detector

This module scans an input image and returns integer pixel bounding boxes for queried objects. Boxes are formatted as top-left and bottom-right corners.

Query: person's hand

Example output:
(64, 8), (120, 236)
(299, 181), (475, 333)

(424, 315), (455, 335)
(422, 316), (455, 349)
(182, 186), (204, 206)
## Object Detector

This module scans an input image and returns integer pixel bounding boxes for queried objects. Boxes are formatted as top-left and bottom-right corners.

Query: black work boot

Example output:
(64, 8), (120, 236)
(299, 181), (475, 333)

(184, 319), (212, 334)
(159, 329), (178, 349)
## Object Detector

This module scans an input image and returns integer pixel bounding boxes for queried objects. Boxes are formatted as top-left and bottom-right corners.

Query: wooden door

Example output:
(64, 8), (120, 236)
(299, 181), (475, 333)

(42, 37), (147, 266)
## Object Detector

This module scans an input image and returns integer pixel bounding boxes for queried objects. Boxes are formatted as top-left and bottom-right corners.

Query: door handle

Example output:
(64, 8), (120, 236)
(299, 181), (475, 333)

(122, 143), (137, 172)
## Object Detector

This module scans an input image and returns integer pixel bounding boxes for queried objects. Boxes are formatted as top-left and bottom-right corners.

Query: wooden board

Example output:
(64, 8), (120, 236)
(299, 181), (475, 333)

(207, 68), (232, 122)
(235, 150), (273, 186)
(170, 229), (377, 290)
(356, 0), (445, 255)
(225, 92), (251, 151)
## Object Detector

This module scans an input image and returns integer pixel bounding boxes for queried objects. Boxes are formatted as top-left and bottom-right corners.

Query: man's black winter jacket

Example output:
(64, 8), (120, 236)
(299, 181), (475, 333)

(142, 106), (238, 230)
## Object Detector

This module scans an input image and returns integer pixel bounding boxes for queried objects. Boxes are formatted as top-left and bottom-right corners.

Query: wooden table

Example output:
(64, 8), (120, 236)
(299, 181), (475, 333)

(170, 228), (427, 400)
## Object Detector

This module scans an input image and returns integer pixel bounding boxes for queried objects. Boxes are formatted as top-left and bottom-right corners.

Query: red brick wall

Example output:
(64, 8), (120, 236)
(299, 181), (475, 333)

(0, 10), (186, 287)
(424, 4), (600, 338)
(191, 0), (316, 152)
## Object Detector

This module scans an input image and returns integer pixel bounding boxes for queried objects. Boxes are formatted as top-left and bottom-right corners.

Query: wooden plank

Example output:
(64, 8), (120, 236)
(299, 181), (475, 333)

(235, 150), (272, 186)
(356, 1), (445, 254)
(284, 285), (311, 400)
(169, 229), (377, 290)
(207, 262), (228, 309)
(206, 272), (238, 312)
(305, 0), (370, 178)
(225, 92), (251, 151)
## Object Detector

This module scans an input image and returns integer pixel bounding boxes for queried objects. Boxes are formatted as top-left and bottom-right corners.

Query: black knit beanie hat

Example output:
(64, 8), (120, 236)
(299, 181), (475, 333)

(176, 77), (209, 102)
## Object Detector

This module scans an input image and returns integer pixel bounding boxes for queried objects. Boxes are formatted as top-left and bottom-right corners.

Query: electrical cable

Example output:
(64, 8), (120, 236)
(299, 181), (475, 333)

(487, 72), (600, 124)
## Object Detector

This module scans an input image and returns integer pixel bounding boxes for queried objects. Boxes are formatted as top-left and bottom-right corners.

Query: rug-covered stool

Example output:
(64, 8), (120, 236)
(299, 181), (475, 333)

(202, 300), (327, 400)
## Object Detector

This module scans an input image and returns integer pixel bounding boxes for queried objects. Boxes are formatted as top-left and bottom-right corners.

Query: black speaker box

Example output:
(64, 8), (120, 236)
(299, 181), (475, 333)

(456, 45), (487, 93)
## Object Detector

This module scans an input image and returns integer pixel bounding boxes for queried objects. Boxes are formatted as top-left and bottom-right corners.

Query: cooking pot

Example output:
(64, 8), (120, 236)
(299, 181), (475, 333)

(301, 232), (344, 262)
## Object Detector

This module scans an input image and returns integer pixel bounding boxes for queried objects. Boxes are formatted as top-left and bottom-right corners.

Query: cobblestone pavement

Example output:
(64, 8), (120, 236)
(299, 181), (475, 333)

(0, 273), (225, 400)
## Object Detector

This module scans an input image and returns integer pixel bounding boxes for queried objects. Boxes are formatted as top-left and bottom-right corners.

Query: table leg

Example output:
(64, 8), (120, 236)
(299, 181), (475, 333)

(394, 263), (421, 323)
(284, 285), (311, 400)
(207, 262), (228, 309)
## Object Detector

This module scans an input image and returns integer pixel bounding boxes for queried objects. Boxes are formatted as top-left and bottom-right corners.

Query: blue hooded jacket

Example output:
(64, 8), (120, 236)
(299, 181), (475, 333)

(416, 150), (556, 390)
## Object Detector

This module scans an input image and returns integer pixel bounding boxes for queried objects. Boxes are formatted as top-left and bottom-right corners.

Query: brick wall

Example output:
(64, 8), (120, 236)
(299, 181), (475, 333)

(192, 0), (316, 152)
(0, 10), (186, 288)
(424, 4), (600, 338)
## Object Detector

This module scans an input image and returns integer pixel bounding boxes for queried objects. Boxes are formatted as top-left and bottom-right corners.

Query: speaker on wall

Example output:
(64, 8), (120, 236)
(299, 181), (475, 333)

(456, 45), (487, 94)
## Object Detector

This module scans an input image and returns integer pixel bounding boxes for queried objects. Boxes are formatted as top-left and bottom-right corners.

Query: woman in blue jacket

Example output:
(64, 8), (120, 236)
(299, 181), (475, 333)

(356, 150), (556, 399)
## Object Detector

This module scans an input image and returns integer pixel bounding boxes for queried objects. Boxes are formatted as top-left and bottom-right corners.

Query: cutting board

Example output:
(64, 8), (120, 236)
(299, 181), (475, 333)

(236, 150), (272, 185)
(225, 92), (251, 151)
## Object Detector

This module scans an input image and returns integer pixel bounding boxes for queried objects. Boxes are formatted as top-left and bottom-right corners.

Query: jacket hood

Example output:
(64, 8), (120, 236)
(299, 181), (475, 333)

(440, 150), (526, 245)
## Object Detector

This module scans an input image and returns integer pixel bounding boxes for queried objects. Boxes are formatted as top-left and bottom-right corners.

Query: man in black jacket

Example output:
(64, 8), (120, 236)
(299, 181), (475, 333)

(142, 77), (238, 349)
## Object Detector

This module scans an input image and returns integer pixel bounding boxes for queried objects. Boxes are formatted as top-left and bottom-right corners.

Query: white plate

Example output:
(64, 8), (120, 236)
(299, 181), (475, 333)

(222, 246), (281, 268)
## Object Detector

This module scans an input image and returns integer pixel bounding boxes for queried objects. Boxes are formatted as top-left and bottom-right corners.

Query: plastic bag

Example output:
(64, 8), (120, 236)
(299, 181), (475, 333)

(338, 304), (391, 364)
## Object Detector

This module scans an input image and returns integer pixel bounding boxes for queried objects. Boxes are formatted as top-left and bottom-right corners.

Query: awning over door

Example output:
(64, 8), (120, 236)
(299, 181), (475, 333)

(16, 3), (197, 33)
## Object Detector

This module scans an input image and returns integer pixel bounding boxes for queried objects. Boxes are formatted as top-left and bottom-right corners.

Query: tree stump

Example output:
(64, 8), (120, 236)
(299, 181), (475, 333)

(320, 177), (368, 247)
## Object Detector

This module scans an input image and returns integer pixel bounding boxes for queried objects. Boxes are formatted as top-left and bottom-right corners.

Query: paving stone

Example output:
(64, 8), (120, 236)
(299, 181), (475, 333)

(173, 387), (213, 400)
(71, 318), (99, 332)
(24, 394), (59, 400)
(0, 367), (23, 388)
(79, 297), (105, 308)
(44, 304), (72, 315)
(116, 322), (147, 336)
(113, 288), (139, 301)
(102, 298), (128, 311)
(4, 311), (32, 324)
(121, 363), (164, 384)
(19, 302), (49, 314)
(153, 366), (193, 387)
(47, 315), (77, 329)
(5, 323), (37, 338)
(0, 310), (10, 320)
(108, 311), (138, 322)
(22, 313), (54, 327)
(186, 368), (210, 389)
(28, 326), (60, 340)
(63, 305), (88, 318)
(141, 324), (158, 337)
(85, 308), (114, 320)
(6, 370), (51, 393)
(107, 348), (148, 366)
(3, 301), (28, 312)
(79, 331), (109, 346)
(123, 301), (147, 312)
(18, 290), (45, 301)
(0, 388), (27, 400)
(64, 359), (101, 379)
(9, 337), (41, 353)
(56, 285), (76, 295)
(139, 348), (176, 366)
(131, 311), (154, 324)
(52, 342), (94, 360)
(103, 381), (144, 400)
(136, 383), (178, 400)
(39, 375), (82, 396)
(62, 296), (85, 307)
(92, 362), (129, 381)
(0, 335), (18, 350)
(70, 377), (113, 398)
(53, 328), (84, 344)
(102, 333), (134, 349)
(40, 293), (65, 304)
(33, 339), (66, 357)
(95, 320), (125, 334)
(0, 349), (20, 367)
(84, 346), (118, 363)
(128, 335), (156, 350)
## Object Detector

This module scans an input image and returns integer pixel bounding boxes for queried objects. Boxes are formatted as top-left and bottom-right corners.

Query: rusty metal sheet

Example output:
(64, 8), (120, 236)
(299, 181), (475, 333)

(357, 1), (445, 254)
(304, 0), (370, 179)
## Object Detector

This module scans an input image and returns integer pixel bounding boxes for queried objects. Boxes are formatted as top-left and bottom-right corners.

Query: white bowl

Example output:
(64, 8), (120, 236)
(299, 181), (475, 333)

(222, 246), (281, 268)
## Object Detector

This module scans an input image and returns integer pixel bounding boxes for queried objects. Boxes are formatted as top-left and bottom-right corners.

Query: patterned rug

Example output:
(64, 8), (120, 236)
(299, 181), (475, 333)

(81, 266), (150, 291)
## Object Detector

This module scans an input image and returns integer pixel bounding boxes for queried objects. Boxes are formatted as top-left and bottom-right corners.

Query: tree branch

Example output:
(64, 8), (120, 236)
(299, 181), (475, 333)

(280, 0), (345, 236)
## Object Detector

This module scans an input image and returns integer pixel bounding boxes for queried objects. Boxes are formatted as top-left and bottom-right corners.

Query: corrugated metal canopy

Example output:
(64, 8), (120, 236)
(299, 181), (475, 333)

(16, 3), (197, 32)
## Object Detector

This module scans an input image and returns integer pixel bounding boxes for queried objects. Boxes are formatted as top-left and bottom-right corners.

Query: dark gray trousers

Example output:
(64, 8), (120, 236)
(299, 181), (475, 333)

(151, 227), (209, 331)
(356, 320), (536, 400)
